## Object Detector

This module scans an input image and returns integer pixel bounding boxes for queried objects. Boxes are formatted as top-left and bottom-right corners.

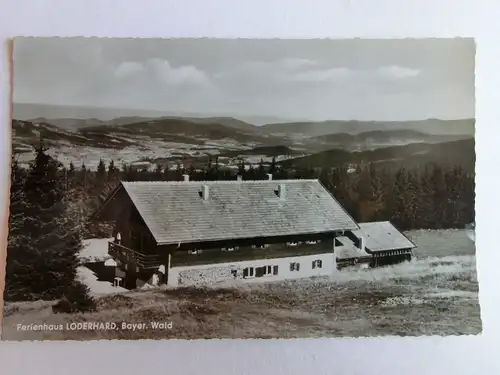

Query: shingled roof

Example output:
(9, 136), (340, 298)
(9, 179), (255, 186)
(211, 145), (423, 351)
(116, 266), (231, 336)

(354, 221), (416, 253)
(104, 179), (359, 245)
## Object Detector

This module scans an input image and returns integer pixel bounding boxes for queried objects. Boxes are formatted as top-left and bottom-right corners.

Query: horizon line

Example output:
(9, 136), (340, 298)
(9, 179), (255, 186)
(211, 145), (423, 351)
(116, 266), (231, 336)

(12, 101), (475, 124)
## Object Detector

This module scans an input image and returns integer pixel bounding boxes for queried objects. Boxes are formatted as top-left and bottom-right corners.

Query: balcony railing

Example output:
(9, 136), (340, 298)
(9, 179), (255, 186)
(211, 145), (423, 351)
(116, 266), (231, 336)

(108, 242), (163, 270)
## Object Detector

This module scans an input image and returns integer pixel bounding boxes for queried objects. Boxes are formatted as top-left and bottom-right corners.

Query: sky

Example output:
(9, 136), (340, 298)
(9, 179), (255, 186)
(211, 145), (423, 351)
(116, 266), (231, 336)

(13, 38), (475, 122)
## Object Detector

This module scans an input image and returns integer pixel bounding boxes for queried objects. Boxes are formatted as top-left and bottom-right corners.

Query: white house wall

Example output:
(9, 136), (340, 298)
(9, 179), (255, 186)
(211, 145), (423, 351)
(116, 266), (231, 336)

(168, 253), (336, 287)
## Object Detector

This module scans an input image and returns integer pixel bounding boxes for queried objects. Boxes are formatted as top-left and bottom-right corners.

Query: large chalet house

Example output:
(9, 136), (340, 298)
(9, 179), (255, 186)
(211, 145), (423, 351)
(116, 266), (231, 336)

(92, 174), (416, 289)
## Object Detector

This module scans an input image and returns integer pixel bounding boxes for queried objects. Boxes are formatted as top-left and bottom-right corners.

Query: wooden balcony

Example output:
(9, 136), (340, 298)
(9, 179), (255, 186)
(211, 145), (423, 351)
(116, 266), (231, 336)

(108, 242), (163, 270)
(170, 241), (334, 267)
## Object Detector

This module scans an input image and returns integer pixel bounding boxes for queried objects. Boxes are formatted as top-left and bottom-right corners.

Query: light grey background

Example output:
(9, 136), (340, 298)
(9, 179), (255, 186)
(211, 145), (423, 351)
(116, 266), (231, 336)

(0, 0), (498, 374)
(13, 38), (474, 121)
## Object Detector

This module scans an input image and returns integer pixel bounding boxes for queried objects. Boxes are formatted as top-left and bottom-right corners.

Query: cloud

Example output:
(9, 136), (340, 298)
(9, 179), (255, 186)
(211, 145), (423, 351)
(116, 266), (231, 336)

(217, 60), (419, 86)
(114, 61), (144, 78)
(292, 67), (352, 82)
(377, 65), (420, 79)
(280, 58), (318, 69)
(215, 58), (319, 82)
(113, 59), (210, 86)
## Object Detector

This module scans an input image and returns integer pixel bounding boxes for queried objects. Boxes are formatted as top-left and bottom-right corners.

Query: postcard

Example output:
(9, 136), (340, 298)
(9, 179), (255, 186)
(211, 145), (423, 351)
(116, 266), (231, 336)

(2, 37), (479, 340)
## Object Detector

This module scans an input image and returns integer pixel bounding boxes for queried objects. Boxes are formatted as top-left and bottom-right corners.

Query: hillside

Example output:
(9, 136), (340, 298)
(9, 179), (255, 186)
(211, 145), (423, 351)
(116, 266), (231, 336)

(83, 118), (283, 145)
(305, 129), (471, 151)
(34, 115), (261, 134)
(12, 119), (138, 150)
(27, 117), (106, 131)
(280, 138), (475, 171)
(263, 118), (475, 137)
(11, 118), (294, 170)
(220, 145), (300, 158)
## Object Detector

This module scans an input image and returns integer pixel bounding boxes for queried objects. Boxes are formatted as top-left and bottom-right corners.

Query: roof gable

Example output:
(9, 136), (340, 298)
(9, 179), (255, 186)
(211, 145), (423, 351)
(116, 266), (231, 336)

(118, 179), (359, 245)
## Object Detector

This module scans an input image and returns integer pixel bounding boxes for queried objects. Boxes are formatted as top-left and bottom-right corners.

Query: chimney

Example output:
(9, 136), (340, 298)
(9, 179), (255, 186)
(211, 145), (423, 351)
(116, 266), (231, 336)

(266, 173), (273, 181)
(183, 174), (189, 182)
(202, 184), (210, 200)
(278, 183), (286, 200)
(237, 175), (243, 182)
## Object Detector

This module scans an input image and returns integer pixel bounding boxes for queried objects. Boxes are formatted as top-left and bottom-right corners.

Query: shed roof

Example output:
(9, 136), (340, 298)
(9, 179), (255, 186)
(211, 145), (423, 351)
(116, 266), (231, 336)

(354, 221), (416, 252)
(335, 236), (368, 259)
(105, 179), (359, 245)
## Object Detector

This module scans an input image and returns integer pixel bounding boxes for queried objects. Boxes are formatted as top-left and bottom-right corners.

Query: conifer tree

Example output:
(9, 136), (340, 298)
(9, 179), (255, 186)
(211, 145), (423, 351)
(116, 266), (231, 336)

(269, 157), (277, 175)
(4, 156), (30, 300)
(154, 164), (163, 180)
(6, 142), (83, 301)
(257, 159), (266, 179)
(237, 160), (246, 176)
(107, 159), (117, 179)
(163, 165), (171, 181)
(96, 159), (106, 183)
(68, 161), (76, 179)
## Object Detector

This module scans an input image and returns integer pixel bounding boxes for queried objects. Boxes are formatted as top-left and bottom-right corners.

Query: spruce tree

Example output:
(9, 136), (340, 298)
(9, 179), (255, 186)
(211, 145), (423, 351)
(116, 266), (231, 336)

(388, 167), (408, 229)
(96, 159), (106, 183)
(163, 165), (171, 181)
(4, 156), (30, 300)
(237, 160), (246, 176)
(416, 166), (436, 228)
(68, 161), (76, 178)
(154, 164), (163, 180)
(107, 159), (117, 180)
(269, 157), (277, 175)
(8, 142), (83, 301)
(257, 159), (266, 179)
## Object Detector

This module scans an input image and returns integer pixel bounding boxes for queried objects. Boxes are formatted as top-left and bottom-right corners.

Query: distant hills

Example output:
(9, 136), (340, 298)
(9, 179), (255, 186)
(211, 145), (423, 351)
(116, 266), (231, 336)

(13, 103), (290, 127)
(12, 119), (138, 149)
(27, 115), (262, 134)
(12, 115), (475, 155)
(81, 118), (281, 145)
(12, 106), (476, 174)
(305, 129), (471, 151)
(262, 118), (474, 137)
(11, 117), (285, 150)
(14, 103), (474, 138)
(12, 117), (475, 173)
(280, 138), (475, 172)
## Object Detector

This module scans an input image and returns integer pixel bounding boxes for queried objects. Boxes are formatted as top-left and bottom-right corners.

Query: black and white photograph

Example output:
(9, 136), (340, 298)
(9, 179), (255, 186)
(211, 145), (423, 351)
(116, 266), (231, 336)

(2, 37), (478, 340)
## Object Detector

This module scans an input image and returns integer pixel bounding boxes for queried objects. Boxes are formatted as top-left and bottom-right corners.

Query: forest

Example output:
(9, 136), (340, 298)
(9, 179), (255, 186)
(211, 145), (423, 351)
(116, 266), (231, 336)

(5, 142), (475, 303)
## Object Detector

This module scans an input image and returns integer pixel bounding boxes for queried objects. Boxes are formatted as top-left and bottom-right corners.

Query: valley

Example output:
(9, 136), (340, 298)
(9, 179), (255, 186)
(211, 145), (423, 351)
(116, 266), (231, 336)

(11, 114), (475, 172)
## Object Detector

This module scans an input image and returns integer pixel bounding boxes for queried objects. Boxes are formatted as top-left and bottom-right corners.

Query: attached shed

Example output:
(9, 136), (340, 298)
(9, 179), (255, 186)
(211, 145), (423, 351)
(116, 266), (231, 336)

(354, 221), (416, 267)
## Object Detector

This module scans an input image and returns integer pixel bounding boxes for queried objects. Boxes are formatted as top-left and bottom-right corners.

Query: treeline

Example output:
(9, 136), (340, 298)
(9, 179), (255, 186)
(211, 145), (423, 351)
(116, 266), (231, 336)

(65, 154), (474, 232)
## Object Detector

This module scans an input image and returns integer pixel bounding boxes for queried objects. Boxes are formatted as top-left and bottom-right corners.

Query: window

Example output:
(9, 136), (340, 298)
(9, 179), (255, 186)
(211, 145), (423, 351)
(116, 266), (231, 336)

(286, 241), (299, 247)
(306, 240), (320, 245)
(243, 267), (254, 278)
(254, 244), (269, 249)
(255, 266), (266, 278)
(188, 250), (198, 255)
(312, 259), (323, 269)
(290, 262), (300, 271)
(255, 265), (278, 278)
(334, 239), (344, 247)
(222, 247), (236, 252)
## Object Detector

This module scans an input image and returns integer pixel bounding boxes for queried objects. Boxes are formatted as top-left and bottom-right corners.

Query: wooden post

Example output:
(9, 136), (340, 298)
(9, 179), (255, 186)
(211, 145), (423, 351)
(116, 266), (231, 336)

(125, 262), (138, 289)
(161, 253), (170, 286)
